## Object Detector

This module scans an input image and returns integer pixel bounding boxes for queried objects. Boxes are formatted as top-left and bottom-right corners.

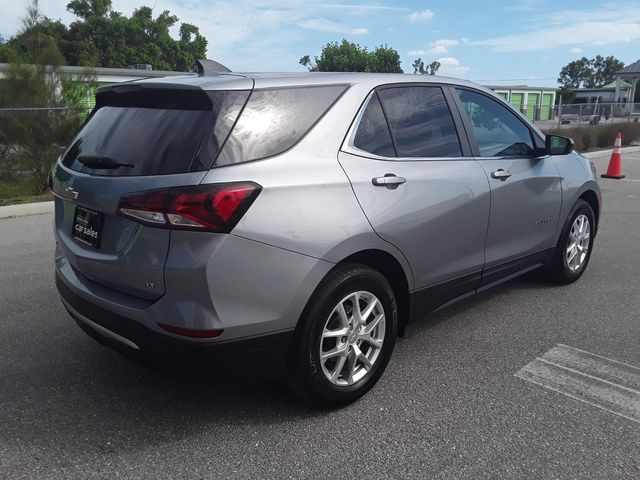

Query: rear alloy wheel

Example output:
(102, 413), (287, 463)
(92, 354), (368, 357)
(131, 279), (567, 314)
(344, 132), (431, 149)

(287, 263), (397, 407)
(544, 199), (596, 284)
(319, 291), (386, 386)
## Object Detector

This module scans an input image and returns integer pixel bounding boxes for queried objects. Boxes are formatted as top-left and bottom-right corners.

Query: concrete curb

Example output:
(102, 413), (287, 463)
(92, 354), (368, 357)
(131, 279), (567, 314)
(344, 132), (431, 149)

(0, 201), (54, 220)
(581, 145), (640, 159)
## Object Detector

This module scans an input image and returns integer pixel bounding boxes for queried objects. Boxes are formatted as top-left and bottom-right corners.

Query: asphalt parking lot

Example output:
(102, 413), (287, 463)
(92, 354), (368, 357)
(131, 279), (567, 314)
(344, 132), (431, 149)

(1, 153), (639, 479)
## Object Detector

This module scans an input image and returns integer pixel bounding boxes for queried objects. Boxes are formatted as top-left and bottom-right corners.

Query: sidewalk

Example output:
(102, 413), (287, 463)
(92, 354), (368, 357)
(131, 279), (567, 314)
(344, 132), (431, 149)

(0, 200), (54, 219)
(581, 145), (640, 159)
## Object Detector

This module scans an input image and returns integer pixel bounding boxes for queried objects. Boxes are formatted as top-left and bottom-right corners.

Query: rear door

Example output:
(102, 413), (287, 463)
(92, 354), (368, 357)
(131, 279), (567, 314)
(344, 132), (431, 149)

(52, 82), (250, 300)
(452, 87), (562, 285)
(339, 84), (491, 307)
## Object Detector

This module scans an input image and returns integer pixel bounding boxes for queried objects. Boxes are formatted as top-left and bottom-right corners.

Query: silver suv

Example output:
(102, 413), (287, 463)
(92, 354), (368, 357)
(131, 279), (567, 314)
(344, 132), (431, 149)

(51, 68), (601, 406)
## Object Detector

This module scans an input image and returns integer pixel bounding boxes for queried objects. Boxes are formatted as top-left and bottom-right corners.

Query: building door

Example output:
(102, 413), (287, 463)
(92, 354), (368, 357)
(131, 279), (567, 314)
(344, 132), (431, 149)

(541, 93), (553, 120)
(526, 93), (539, 121)
(510, 93), (524, 115)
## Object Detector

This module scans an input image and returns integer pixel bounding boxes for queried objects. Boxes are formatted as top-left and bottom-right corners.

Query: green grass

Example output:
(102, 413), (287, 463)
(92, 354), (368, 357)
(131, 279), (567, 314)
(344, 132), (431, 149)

(0, 179), (53, 206)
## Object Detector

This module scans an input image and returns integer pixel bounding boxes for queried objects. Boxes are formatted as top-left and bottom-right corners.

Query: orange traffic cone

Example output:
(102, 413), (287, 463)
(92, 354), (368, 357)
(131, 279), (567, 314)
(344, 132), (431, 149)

(601, 132), (625, 179)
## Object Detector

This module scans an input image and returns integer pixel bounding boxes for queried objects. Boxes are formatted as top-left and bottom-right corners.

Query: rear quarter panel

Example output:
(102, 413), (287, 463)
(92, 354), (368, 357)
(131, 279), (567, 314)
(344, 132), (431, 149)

(200, 83), (415, 290)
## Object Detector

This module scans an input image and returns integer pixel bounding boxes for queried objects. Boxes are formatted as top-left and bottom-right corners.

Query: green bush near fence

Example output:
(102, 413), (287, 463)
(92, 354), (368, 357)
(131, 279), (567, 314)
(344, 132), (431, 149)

(0, 63), (94, 200)
(543, 122), (640, 152)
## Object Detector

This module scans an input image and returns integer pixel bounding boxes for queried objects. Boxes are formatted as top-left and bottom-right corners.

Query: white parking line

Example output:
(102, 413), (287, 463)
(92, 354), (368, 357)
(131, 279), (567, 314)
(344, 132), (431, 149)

(516, 344), (640, 424)
(621, 178), (640, 183)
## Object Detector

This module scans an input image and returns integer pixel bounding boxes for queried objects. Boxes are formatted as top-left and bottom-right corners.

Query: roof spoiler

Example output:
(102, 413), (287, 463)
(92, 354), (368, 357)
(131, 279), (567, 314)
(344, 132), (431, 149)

(195, 59), (232, 75)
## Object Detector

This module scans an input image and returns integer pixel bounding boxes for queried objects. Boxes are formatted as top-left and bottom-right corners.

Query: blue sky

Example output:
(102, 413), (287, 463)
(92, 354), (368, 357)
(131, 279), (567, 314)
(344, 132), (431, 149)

(2, 0), (640, 87)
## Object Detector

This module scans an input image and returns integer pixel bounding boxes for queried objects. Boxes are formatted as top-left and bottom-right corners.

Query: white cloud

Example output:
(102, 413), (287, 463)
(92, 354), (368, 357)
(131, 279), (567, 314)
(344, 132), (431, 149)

(408, 49), (427, 56)
(428, 45), (449, 55)
(309, 3), (407, 11)
(408, 39), (460, 57)
(432, 39), (459, 48)
(407, 9), (435, 22)
(428, 38), (459, 54)
(472, 7), (640, 52)
(298, 18), (368, 34)
(435, 57), (470, 75)
(570, 47), (582, 53)
(437, 57), (461, 66)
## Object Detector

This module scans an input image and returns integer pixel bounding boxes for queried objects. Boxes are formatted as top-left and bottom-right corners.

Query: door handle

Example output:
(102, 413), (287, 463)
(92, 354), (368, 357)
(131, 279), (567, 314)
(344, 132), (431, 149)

(372, 174), (406, 188)
(491, 169), (512, 180)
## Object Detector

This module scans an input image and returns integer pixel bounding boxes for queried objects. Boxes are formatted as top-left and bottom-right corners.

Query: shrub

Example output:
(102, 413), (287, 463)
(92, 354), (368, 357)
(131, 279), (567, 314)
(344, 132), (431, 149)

(0, 62), (93, 193)
(579, 130), (592, 151)
(542, 122), (640, 152)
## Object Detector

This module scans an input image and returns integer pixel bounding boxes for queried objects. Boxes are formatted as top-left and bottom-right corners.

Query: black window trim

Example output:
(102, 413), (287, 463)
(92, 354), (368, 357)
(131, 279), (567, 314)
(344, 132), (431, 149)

(449, 86), (546, 159)
(342, 82), (474, 162)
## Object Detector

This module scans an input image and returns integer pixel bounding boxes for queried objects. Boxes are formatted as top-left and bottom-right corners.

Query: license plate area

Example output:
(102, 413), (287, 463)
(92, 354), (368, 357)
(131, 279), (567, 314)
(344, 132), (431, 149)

(72, 206), (103, 248)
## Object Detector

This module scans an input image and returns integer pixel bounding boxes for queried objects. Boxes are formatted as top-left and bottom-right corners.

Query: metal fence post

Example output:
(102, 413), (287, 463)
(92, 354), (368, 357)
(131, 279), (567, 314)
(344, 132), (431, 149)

(578, 105), (582, 125)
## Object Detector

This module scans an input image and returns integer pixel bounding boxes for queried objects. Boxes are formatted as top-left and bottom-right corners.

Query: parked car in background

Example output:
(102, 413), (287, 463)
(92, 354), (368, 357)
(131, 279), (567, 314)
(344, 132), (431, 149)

(51, 68), (601, 407)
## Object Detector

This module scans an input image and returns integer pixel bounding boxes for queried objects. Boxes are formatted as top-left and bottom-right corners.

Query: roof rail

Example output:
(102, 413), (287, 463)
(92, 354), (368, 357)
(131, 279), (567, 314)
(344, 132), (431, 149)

(195, 59), (232, 75)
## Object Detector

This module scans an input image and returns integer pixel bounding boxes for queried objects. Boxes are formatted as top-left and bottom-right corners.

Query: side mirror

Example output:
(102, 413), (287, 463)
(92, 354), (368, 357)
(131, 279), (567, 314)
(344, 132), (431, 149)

(545, 135), (574, 156)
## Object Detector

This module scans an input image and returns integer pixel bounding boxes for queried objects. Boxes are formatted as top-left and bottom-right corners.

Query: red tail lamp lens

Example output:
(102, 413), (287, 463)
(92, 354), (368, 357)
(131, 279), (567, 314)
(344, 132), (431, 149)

(118, 182), (261, 233)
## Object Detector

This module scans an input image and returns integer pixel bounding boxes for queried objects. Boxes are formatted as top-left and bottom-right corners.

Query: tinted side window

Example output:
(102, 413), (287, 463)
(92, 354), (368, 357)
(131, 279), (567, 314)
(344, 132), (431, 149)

(456, 89), (535, 157)
(353, 93), (395, 157)
(377, 86), (461, 158)
(216, 85), (347, 165)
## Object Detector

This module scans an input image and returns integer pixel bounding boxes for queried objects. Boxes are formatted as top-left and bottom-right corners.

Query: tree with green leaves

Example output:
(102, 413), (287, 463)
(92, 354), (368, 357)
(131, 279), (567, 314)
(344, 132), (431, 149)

(300, 39), (403, 73)
(558, 55), (625, 89)
(2, 0), (207, 71)
(0, 0), (95, 191)
(412, 58), (440, 75)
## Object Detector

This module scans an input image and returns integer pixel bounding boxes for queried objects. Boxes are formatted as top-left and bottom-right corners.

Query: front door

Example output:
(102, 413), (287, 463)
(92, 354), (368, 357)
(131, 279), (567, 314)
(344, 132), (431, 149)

(339, 85), (490, 303)
(453, 88), (562, 283)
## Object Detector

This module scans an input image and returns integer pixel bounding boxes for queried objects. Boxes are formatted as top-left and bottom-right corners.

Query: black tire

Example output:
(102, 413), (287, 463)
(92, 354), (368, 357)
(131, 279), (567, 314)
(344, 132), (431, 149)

(286, 263), (398, 408)
(544, 199), (596, 284)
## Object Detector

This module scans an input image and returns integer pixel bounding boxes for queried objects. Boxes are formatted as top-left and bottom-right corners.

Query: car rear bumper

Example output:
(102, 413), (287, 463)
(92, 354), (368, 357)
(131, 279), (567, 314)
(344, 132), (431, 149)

(56, 271), (295, 378)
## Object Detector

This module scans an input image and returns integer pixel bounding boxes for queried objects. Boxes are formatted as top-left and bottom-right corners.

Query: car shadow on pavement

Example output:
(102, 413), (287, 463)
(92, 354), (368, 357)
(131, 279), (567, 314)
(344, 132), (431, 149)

(0, 271), (569, 457)
(0, 330), (334, 456)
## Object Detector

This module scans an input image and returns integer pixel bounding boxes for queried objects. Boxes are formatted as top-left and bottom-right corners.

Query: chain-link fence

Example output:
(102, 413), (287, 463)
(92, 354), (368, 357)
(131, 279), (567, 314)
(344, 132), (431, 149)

(513, 102), (640, 129)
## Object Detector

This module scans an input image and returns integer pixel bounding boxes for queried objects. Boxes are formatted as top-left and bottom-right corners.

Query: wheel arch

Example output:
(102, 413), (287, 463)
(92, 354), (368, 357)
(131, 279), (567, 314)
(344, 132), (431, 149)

(578, 189), (600, 230)
(335, 249), (411, 336)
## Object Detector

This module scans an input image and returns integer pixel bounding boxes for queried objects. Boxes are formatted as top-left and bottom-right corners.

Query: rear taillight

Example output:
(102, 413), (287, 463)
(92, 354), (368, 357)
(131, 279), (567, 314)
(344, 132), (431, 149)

(118, 182), (261, 233)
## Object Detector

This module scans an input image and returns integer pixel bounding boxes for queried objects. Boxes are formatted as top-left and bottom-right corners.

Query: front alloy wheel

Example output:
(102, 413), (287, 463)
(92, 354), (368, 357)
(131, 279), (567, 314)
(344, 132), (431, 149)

(566, 214), (591, 272)
(544, 199), (596, 284)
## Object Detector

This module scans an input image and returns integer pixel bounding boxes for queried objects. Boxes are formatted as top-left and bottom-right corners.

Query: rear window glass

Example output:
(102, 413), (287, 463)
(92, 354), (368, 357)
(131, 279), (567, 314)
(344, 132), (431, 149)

(353, 93), (395, 157)
(377, 86), (462, 158)
(61, 89), (248, 176)
(215, 85), (348, 165)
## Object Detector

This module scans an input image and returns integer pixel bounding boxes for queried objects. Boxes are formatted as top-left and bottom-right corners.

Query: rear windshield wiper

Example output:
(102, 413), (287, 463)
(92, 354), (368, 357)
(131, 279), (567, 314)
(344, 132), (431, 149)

(77, 155), (134, 169)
